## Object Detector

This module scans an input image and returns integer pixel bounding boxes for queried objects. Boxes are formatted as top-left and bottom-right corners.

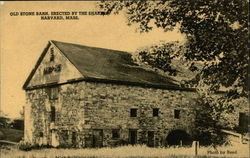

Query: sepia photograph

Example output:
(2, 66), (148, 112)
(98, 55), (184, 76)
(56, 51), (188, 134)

(0, 1), (249, 158)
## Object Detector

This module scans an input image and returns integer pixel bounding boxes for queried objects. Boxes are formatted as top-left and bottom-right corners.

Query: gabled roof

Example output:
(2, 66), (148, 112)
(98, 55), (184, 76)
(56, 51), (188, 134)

(23, 40), (194, 90)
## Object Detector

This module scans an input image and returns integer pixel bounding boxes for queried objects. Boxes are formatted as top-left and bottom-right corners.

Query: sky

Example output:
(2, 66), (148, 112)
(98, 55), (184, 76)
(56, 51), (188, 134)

(0, 1), (184, 118)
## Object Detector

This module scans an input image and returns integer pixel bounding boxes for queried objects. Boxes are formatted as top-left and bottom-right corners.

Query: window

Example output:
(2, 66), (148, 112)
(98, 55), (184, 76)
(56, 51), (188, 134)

(50, 48), (55, 62)
(39, 132), (43, 137)
(153, 108), (159, 117)
(112, 129), (120, 139)
(174, 109), (180, 119)
(130, 108), (137, 117)
(51, 106), (56, 122)
(47, 87), (59, 100)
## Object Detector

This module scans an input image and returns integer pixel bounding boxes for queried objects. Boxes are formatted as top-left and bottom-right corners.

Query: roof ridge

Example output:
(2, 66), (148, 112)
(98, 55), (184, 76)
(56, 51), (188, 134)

(50, 40), (131, 54)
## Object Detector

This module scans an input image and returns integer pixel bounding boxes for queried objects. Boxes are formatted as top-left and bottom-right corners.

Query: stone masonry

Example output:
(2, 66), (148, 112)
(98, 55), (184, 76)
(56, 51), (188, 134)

(25, 81), (198, 147)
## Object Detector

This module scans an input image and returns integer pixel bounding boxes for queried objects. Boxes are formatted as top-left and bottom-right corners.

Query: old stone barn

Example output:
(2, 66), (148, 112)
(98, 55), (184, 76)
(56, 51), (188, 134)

(22, 41), (247, 148)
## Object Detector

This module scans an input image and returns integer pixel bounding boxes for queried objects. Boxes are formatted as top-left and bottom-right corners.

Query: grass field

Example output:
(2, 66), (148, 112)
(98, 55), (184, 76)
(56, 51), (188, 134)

(1, 144), (249, 158)
(0, 129), (248, 158)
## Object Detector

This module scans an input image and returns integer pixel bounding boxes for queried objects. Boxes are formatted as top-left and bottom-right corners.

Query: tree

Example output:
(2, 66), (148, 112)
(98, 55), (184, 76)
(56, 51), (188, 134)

(192, 94), (232, 146)
(133, 41), (200, 82)
(98, 0), (248, 98)
(0, 110), (11, 128)
(98, 0), (248, 146)
(134, 41), (183, 76)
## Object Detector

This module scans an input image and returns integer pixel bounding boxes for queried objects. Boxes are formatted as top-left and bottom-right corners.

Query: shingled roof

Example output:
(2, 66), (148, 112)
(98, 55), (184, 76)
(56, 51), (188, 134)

(23, 40), (194, 90)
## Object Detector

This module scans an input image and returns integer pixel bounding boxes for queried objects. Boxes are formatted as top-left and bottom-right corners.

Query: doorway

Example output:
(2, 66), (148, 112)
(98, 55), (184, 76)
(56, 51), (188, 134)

(147, 131), (155, 147)
(166, 129), (191, 146)
(129, 129), (137, 145)
(92, 129), (103, 148)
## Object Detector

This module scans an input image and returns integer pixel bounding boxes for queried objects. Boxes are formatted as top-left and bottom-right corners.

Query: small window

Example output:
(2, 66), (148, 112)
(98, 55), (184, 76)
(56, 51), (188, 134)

(51, 106), (56, 122)
(39, 132), (43, 137)
(130, 108), (137, 117)
(47, 87), (59, 100)
(112, 129), (120, 139)
(174, 109), (180, 119)
(153, 108), (159, 117)
(50, 48), (55, 62)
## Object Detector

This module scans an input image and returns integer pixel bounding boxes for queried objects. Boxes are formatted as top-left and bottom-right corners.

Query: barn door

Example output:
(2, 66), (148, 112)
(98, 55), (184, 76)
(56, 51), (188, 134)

(72, 131), (77, 147)
(92, 129), (103, 148)
(147, 131), (155, 147)
(129, 129), (137, 145)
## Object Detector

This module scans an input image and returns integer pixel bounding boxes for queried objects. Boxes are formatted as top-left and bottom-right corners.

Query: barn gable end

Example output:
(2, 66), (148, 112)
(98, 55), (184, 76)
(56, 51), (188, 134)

(24, 41), (83, 89)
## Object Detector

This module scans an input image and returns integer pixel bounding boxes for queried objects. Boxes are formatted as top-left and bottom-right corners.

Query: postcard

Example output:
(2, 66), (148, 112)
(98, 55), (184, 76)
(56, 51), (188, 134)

(0, 1), (248, 158)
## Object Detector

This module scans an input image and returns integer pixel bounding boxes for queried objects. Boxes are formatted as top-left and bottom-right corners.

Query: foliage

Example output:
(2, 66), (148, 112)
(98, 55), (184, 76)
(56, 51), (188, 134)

(191, 89), (248, 145)
(133, 41), (202, 83)
(0, 109), (24, 130)
(98, 1), (248, 146)
(18, 141), (34, 151)
(192, 94), (232, 146)
(134, 41), (186, 76)
(58, 143), (76, 149)
(0, 144), (12, 150)
(98, 0), (248, 97)
(0, 117), (11, 128)
(18, 140), (52, 151)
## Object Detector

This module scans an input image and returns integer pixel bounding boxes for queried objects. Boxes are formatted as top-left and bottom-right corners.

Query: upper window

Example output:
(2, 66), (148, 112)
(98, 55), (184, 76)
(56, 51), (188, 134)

(174, 109), (180, 119)
(51, 106), (56, 122)
(112, 129), (120, 139)
(50, 48), (55, 62)
(153, 108), (159, 117)
(130, 108), (137, 117)
(47, 87), (59, 100)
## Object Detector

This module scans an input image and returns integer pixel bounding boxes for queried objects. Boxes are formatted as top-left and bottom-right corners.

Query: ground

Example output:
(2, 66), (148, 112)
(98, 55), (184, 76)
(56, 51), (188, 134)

(1, 144), (249, 158)
(0, 128), (248, 158)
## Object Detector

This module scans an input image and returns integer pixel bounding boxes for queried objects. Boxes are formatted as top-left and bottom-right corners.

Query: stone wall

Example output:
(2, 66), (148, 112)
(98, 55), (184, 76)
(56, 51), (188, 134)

(25, 81), (199, 147)
(25, 88), (51, 145)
